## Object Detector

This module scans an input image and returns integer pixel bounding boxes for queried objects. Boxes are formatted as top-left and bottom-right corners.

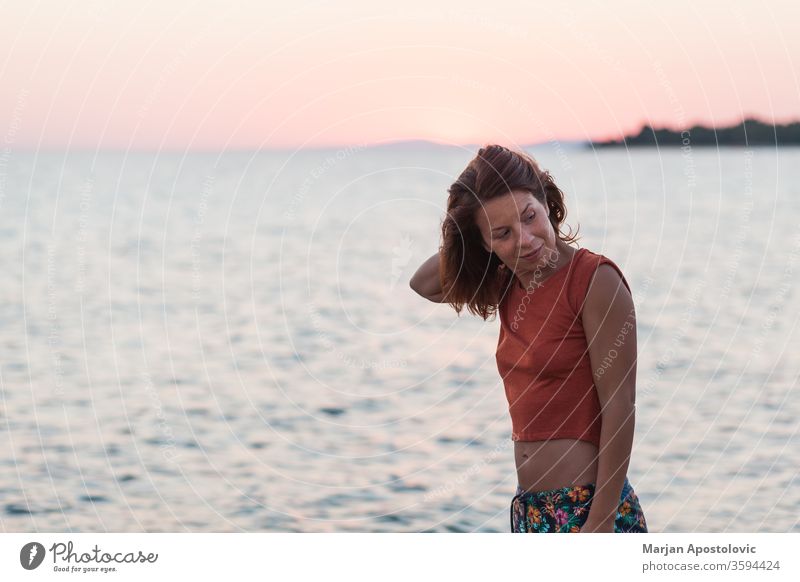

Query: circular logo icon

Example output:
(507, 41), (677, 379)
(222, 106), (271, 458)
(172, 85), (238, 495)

(20, 542), (46, 570)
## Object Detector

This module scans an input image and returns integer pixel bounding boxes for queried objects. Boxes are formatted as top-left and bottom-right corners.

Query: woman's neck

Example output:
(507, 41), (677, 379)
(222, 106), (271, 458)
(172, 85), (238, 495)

(515, 239), (576, 289)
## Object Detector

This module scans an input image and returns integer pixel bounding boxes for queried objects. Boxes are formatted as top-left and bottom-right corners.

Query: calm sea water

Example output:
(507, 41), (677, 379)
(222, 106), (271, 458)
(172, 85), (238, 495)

(1, 145), (798, 532)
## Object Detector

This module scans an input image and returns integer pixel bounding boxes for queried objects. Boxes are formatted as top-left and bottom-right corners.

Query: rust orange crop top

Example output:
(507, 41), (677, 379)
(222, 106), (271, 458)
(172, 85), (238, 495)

(495, 247), (631, 447)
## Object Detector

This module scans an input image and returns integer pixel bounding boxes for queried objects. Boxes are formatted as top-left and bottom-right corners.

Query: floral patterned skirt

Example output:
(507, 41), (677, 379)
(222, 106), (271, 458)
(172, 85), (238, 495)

(510, 475), (648, 533)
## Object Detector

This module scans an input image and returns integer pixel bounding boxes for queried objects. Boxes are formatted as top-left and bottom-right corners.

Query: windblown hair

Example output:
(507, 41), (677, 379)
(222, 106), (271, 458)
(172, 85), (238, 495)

(439, 144), (580, 320)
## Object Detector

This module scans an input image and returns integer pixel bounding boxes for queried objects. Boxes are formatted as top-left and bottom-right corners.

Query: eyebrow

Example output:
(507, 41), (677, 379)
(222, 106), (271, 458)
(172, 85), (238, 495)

(491, 203), (532, 233)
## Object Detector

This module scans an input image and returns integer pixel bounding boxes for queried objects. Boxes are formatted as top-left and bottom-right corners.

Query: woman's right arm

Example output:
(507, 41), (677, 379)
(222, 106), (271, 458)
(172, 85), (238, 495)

(409, 251), (446, 303)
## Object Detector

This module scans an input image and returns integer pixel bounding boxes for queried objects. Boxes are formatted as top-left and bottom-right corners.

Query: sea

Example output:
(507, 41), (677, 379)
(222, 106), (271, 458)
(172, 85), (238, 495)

(1, 144), (798, 532)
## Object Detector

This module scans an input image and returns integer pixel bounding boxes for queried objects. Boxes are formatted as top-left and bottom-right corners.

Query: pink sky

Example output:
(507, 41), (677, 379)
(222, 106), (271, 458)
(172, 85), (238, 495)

(2, 0), (798, 150)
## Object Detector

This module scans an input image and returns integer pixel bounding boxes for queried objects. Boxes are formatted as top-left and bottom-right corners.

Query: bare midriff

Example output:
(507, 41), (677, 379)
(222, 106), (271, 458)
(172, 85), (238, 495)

(514, 439), (599, 493)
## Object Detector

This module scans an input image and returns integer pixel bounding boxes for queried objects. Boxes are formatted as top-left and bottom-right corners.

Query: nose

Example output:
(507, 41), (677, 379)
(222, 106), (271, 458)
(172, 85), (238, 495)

(518, 230), (537, 252)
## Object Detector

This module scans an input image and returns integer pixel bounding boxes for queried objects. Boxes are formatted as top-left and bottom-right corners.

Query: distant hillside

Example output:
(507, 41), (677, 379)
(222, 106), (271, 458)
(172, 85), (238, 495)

(590, 118), (800, 147)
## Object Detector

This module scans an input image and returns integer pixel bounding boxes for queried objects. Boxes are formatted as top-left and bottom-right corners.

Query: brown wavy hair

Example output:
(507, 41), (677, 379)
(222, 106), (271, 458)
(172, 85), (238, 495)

(439, 144), (581, 320)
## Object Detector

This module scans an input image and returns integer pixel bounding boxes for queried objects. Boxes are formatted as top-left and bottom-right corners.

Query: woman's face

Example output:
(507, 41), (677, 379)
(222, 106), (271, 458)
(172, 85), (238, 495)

(474, 189), (556, 274)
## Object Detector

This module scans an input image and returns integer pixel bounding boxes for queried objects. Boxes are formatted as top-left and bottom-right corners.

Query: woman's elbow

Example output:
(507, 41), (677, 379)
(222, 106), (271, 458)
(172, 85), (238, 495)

(409, 279), (445, 303)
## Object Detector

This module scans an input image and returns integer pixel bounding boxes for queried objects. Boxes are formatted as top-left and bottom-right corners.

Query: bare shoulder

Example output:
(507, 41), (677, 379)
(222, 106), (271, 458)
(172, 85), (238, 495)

(583, 263), (634, 320)
(587, 263), (629, 292)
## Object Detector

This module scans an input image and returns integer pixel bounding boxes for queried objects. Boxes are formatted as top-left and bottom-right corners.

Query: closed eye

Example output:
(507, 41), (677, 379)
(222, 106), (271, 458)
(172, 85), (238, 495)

(494, 213), (534, 240)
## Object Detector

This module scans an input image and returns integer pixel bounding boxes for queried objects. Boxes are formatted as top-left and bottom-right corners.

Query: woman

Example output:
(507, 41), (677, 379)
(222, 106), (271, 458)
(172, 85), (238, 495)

(409, 145), (648, 533)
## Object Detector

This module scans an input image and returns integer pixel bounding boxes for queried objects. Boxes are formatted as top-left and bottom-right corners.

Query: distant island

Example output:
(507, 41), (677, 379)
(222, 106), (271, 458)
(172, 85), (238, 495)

(589, 118), (800, 147)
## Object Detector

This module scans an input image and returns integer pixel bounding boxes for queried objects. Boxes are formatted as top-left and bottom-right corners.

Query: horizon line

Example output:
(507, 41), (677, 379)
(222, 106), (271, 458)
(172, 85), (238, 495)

(11, 115), (799, 154)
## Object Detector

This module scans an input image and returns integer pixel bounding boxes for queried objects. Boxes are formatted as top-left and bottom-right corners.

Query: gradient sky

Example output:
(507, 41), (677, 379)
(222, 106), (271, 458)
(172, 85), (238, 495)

(2, 0), (798, 150)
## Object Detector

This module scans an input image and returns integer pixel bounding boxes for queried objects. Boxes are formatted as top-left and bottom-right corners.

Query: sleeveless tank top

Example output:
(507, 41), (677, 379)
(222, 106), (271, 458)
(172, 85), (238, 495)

(495, 247), (632, 447)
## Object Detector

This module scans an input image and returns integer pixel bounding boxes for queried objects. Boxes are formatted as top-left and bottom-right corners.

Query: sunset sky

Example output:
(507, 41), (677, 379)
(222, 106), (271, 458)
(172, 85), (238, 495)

(2, 0), (798, 150)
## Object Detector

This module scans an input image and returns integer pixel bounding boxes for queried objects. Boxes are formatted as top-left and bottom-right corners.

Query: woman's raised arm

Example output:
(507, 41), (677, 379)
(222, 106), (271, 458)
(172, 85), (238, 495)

(409, 251), (446, 303)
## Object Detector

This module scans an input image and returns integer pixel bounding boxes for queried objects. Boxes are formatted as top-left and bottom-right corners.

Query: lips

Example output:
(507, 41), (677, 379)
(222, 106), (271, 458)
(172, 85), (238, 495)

(520, 245), (543, 261)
